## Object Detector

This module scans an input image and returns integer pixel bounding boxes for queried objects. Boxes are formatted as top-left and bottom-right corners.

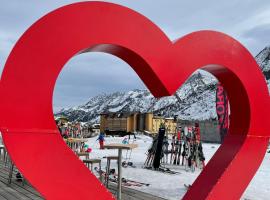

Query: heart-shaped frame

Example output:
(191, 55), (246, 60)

(0, 2), (269, 200)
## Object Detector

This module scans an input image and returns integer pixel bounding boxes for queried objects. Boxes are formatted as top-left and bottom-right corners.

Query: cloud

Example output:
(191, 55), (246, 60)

(53, 52), (145, 110)
(241, 24), (270, 54)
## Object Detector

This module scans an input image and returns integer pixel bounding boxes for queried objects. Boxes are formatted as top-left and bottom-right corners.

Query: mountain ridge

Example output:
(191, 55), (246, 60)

(56, 47), (270, 123)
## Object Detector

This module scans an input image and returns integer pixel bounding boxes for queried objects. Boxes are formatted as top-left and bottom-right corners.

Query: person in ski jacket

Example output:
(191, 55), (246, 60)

(122, 137), (129, 144)
(97, 132), (105, 149)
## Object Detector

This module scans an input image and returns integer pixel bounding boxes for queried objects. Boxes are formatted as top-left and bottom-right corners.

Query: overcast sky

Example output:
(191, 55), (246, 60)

(1, 0), (270, 112)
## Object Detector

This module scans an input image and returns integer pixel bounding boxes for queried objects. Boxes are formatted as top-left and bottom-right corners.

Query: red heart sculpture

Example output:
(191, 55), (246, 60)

(0, 2), (269, 200)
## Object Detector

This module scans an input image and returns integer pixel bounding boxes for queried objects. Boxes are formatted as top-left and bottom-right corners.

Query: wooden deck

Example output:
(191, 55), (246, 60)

(108, 184), (167, 200)
(0, 161), (167, 200)
(0, 162), (42, 200)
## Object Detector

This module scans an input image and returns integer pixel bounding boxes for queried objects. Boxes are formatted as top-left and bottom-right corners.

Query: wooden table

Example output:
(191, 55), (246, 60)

(76, 152), (89, 159)
(103, 143), (138, 200)
(64, 138), (88, 143)
(64, 138), (88, 151)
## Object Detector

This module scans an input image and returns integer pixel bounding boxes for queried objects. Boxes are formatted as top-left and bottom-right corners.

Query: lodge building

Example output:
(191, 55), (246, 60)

(100, 112), (177, 135)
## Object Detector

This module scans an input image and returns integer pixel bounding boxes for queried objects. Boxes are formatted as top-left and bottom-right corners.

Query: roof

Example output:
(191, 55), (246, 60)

(54, 116), (69, 121)
(165, 117), (174, 120)
(100, 112), (138, 118)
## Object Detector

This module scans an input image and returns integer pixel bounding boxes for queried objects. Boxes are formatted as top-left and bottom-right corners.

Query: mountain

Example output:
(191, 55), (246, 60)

(255, 46), (270, 90)
(56, 47), (270, 123)
(56, 72), (217, 123)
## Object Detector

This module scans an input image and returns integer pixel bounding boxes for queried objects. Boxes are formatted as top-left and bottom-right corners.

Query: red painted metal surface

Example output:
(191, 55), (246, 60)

(0, 2), (269, 200)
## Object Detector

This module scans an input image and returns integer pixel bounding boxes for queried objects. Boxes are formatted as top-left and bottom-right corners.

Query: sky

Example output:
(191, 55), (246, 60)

(0, 0), (270, 112)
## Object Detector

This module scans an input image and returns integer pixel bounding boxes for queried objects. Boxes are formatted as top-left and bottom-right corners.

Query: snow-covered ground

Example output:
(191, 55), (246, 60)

(84, 135), (270, 200)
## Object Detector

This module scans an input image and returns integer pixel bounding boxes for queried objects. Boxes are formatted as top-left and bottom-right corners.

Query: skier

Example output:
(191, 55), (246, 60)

(97, 132), (105, 149)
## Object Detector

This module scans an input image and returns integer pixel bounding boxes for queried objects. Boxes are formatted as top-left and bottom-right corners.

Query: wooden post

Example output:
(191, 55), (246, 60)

(117, 149), (122, 200)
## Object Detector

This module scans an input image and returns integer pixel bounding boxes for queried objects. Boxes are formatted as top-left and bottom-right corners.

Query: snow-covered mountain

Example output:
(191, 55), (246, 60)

(56, 47), (270, 123)
(255, 46), (270, 90)
(56, 72), (217, 123)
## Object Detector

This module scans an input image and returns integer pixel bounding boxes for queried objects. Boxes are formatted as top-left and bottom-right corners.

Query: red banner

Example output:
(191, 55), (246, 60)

(216, 82), (229, 143)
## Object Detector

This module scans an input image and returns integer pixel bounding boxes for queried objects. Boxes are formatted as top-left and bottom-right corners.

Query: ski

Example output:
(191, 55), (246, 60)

(177, 141), (182, 165)
(170, 135), (176, 164)
(122, 161), (136, 168)
(144, 166), (180, 175)
(173, 140), (179, 165)
(94, 167), (149, 187)
(122, 178), (150, 186)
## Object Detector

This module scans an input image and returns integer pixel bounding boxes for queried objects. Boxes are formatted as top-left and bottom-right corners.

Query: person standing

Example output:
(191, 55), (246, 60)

(97, 132), (105, 149)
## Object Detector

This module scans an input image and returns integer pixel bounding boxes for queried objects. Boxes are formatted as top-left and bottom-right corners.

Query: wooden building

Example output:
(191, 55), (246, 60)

(100, 112), (177, 135)
(152, 116), (177, 134)
(100, 112), (138, 134)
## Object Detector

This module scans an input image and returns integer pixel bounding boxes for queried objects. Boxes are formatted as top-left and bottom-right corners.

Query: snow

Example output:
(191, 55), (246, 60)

(108, 102), (129, 112)
(84, 135), (270, 200)
(255, 46), (270, 72)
